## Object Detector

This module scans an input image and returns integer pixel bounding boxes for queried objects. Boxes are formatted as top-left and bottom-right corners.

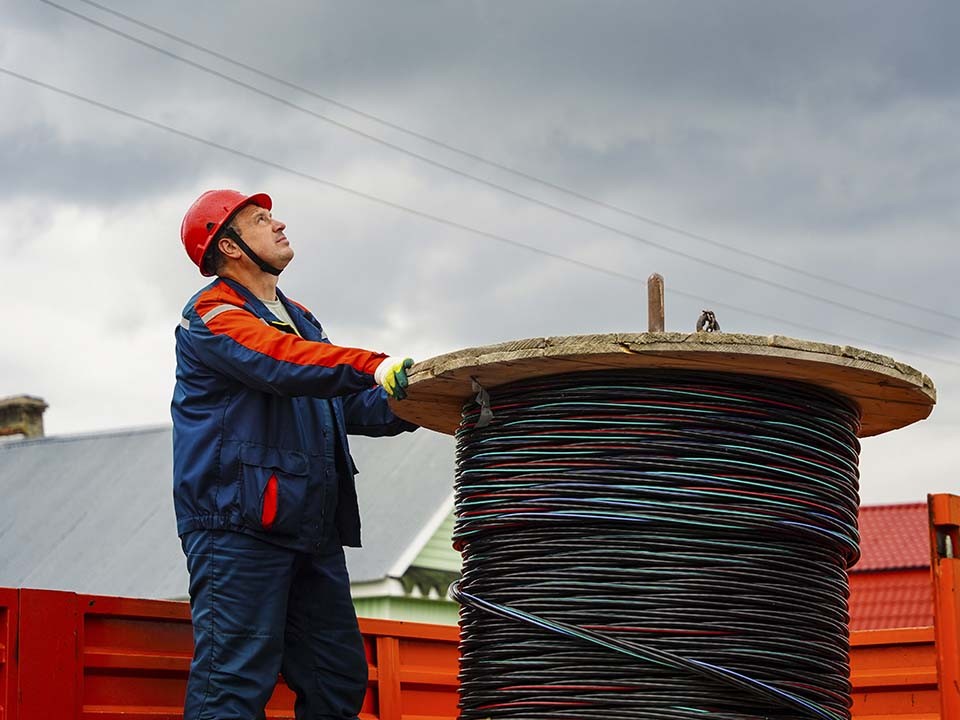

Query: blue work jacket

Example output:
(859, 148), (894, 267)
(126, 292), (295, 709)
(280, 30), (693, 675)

(171, 277), (416, 551)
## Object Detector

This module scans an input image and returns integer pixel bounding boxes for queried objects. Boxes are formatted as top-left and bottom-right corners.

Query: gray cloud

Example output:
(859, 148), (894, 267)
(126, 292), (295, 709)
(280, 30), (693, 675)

(0, 124), (210, 204)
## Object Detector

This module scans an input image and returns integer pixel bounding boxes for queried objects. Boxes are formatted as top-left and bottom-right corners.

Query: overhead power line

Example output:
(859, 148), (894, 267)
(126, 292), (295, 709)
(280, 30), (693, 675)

(37, 0), (960, 343)
(0, 64), (955, 371)
(58, 0), (960, 326)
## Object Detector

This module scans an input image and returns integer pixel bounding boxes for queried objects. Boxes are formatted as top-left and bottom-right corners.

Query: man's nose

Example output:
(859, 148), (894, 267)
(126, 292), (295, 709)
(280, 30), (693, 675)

(273, 218), (286, 231)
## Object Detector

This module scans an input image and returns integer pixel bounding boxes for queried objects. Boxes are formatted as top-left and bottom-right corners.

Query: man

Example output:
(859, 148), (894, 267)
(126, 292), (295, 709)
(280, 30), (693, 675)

(172, 189), (417, 718)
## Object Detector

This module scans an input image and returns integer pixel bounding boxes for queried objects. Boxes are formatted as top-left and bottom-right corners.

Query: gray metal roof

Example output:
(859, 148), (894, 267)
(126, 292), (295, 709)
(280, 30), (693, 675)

(0, 425), (455, 598)
(344, 429), (456, 583)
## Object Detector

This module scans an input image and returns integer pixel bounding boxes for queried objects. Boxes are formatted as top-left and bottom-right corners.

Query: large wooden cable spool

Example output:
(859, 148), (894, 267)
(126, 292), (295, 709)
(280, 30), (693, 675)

(389, 332), (936, 719)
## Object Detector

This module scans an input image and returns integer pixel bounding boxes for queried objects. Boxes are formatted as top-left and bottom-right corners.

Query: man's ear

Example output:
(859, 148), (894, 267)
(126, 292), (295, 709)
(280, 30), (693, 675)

(218, 234), (243, 260)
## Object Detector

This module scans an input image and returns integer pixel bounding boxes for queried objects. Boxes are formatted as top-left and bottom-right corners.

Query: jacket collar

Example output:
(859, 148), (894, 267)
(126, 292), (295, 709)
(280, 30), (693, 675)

(218, 277), (292, 322)
(217, 277), (320, 341)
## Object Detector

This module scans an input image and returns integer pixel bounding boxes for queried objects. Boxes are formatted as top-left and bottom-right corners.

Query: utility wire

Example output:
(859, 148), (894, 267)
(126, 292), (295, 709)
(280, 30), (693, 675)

(60, 0), (960, 326)
(38, 0), (960, 342)
(1, 63), (956, 370)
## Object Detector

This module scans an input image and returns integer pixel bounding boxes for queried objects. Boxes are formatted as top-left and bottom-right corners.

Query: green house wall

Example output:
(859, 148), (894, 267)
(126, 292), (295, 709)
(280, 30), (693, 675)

(411, 512), (459, 572)
(352, 511), (461, 625)
(353, 595), (460, 625)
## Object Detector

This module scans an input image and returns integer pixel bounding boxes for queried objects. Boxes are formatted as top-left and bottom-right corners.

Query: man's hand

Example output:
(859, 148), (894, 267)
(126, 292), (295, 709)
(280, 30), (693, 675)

(374, 357), (414, 400)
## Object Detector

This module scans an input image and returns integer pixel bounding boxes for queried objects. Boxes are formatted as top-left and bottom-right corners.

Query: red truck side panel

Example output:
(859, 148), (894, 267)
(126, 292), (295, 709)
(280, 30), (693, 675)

(0, 588), (18, 720)
(18, 589), (78, 718)
(2, 589), (459, 720)
(79, 593), (192, 719)
(850, 627), (940, 718)
(0, 586), (947, 719)
(930, 493), (960, 719)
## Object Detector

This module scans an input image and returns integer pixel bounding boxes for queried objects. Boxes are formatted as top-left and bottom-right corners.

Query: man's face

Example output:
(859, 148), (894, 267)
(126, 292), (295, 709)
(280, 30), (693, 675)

(231, 203), (293, 271)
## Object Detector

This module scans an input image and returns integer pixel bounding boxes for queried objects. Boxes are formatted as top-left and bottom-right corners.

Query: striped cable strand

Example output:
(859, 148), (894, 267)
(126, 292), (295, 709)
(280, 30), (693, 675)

(451, 369), (862, 720)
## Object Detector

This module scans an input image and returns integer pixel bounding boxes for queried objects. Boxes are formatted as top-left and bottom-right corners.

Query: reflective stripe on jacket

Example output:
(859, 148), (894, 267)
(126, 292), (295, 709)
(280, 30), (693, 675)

(171, 277), (416, 550)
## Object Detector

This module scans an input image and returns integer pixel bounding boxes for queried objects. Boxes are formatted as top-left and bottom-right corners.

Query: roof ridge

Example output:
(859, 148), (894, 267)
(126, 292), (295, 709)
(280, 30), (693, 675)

(0, 424), (171, 449)
(859, 501), (927, 511)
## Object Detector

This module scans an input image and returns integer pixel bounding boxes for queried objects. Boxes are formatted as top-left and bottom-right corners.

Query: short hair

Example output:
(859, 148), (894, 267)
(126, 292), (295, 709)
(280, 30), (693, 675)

(201, 221), (241, 276)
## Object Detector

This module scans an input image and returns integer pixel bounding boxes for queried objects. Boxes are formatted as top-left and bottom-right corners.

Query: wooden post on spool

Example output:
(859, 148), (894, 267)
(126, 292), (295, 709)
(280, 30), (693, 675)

(648, 273), (664, 332)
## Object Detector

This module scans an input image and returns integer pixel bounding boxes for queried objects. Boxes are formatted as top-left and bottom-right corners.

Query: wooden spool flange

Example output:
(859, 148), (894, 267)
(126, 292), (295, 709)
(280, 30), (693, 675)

(391, 332), (936, 438)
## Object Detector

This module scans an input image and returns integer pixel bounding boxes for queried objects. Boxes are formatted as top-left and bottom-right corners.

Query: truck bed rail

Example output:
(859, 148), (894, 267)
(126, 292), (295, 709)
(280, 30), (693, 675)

(0, 587), (944, 719)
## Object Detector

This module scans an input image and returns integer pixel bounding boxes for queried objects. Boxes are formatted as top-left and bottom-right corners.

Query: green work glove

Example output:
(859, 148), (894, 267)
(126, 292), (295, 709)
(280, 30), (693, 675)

(374, 357), (414, 400)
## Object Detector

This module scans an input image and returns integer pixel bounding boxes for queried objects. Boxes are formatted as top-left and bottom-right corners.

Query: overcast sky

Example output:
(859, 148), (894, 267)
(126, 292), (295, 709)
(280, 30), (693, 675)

(1, 0), (957, 504)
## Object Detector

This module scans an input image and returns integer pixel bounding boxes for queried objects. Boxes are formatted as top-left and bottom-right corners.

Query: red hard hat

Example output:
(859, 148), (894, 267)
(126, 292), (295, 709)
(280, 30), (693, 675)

(180, 189), (272, 275)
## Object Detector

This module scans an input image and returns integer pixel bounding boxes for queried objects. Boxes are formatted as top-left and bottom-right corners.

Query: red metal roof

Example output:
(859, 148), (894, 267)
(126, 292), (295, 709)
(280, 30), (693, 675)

(852, 502), (929, 572)
(848, 502), (933, 631)
(848, 569), (933, 631)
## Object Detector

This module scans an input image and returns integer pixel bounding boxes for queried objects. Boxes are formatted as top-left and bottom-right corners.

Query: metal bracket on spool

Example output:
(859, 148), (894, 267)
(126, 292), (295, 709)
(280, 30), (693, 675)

(696, 310), (721, 333)
(471, 378), (494, 428)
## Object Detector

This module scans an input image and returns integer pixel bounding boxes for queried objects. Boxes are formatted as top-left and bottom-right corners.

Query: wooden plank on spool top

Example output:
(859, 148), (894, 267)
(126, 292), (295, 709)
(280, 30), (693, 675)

(390, 332), (936, 438)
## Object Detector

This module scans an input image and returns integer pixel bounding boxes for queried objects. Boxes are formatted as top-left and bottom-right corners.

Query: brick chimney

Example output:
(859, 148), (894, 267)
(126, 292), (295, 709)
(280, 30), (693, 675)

(0, 395), (48, 438)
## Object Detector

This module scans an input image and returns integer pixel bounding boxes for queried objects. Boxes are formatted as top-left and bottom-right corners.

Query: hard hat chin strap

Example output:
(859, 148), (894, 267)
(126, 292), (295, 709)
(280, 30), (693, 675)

(222, 227), (282, 276)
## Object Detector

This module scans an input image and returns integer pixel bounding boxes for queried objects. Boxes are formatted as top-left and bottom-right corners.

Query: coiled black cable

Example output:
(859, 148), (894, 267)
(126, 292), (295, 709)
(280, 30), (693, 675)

(451, 369), (861, 720)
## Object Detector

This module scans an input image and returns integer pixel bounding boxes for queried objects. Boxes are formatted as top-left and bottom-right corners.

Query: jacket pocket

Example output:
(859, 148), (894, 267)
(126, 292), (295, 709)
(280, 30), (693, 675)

(238, 443), (309, 536)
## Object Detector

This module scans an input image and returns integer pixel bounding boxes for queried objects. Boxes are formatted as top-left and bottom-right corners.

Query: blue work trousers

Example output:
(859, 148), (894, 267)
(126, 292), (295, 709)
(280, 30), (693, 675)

(181, 530), (367, 719)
